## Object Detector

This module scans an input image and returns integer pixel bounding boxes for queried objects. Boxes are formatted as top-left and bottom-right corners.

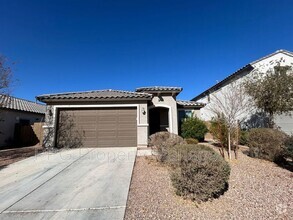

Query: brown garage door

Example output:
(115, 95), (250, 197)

(57, 108), (137, 147)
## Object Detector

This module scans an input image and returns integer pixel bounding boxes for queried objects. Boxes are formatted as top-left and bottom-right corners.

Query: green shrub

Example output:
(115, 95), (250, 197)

(148, 132), (186, 163)
(171, 145), (230, 202)
(239, 130), (249, 146)
(185, 138), (199, 144)
(284, 135), (293, 161)
(247, 128), (287, 162)
(181, 117), (208, 141)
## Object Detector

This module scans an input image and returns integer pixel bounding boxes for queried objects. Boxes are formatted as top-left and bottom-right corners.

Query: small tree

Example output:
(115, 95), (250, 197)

(43, 109), (83, 149)
(0, 55), (13, 96)
(207, 82), (253, 160)
(56, 111), (83, 149)
(244, 64), (293, 128)
(0, 55), (13, 134)
(209, 114), (229, 158)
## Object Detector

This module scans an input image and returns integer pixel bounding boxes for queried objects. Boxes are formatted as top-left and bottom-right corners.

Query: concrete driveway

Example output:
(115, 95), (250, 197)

(0, 147), (136, 220)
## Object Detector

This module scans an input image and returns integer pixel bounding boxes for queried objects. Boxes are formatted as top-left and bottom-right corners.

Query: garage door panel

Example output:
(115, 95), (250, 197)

(78, 125), (96, 130)
(98, 125), (116, 130)
(118, 140), (136, 147)
(99, 110), (117, 116)
(98, 140), (117, 147)
(118, 121), (136, 125)
(117, 124), (136, 128)
(98, 129), (116, 138)
(118, 137), (136, 142)
(78, 116), (97, 122)
(118, 130), (136, 135)
(118, 109), (136, 114)
(57, 108), (137, 147)
(83, 141), (97, 148)
(98, 119), (117, 124)
(82, 131), (96, 138)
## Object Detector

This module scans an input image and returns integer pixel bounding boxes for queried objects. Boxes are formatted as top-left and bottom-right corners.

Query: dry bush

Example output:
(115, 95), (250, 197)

(185, 138), (199, 144)
(149, 131), (186, 163)
(165, 144), (215, 168)
(284, 135), (293, 161)
(171, 145), (230, 202)
(248, 128), (287, 162)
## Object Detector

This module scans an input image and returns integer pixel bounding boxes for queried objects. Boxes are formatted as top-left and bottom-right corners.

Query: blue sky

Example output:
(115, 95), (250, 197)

(0, 0), (292, 101)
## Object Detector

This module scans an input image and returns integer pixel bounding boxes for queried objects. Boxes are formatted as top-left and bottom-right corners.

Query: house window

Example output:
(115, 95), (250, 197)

(178, 110), (192, 121)
(178, 110), (193, 135)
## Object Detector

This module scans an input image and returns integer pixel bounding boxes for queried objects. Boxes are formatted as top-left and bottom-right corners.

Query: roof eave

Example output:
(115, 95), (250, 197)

(37, 97), (152, 103)
(0, 106), (45, 114)
(177, 105), (204, 109)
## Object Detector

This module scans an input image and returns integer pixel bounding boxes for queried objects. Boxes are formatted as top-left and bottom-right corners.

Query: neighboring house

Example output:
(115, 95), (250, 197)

(37, 87), (203, 148)
(192, 49), (293, 134)
(0, 95), (46, 147)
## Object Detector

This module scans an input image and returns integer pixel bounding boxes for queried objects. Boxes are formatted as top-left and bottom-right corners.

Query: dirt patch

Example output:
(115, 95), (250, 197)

(0, 145), (43, 169)
(125, 150), (293, 220)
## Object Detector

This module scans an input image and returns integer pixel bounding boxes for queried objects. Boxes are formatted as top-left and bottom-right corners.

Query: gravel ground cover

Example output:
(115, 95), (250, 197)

(0, 145), (42, 170)
(125, 148), (292, 220)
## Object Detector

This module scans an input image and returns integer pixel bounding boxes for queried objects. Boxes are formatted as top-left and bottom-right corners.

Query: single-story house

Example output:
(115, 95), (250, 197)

(191, 49), (293, 134)
(37, 86), (203, 148)
(0, 95), (46, 148)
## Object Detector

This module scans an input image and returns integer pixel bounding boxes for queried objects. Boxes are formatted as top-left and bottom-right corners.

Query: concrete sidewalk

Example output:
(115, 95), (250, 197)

(0, 147), (136, 220)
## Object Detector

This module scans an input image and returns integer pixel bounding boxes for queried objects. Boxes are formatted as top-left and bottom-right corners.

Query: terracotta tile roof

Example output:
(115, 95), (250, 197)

(177, 100), (205, 107)
(37, 89), (153, 102)
(136, 86), (182, 93)
(0, 95), (46, 114)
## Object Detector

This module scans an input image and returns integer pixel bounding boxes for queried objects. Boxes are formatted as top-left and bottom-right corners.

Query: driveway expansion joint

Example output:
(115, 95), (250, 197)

(2, 205), (126, 213)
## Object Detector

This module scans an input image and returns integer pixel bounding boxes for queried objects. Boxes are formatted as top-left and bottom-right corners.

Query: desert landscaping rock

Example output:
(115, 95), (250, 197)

(125, 149), (292, 220)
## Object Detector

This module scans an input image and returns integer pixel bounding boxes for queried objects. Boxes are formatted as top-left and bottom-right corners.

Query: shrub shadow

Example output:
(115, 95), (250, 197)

(275, 160), (293, 172)
(0, 165), (7, 171)
(245, 148), (293, 172)
(214, 182), (229, 199)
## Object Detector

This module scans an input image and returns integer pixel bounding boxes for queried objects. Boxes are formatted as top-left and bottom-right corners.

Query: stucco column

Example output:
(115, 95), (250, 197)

(42, 105), (57, 149)
(137, 103), (149, 147)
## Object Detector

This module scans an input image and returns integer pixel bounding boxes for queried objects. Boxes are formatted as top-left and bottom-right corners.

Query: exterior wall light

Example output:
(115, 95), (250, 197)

(141, 107), (146, 115)
(48, 109), (53, 117)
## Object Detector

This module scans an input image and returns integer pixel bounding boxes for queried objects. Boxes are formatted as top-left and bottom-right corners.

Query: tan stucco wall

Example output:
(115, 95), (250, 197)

(149, 95), (179, 134)
(137, 103), (148, 147)
(0, 109), (45, 147)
